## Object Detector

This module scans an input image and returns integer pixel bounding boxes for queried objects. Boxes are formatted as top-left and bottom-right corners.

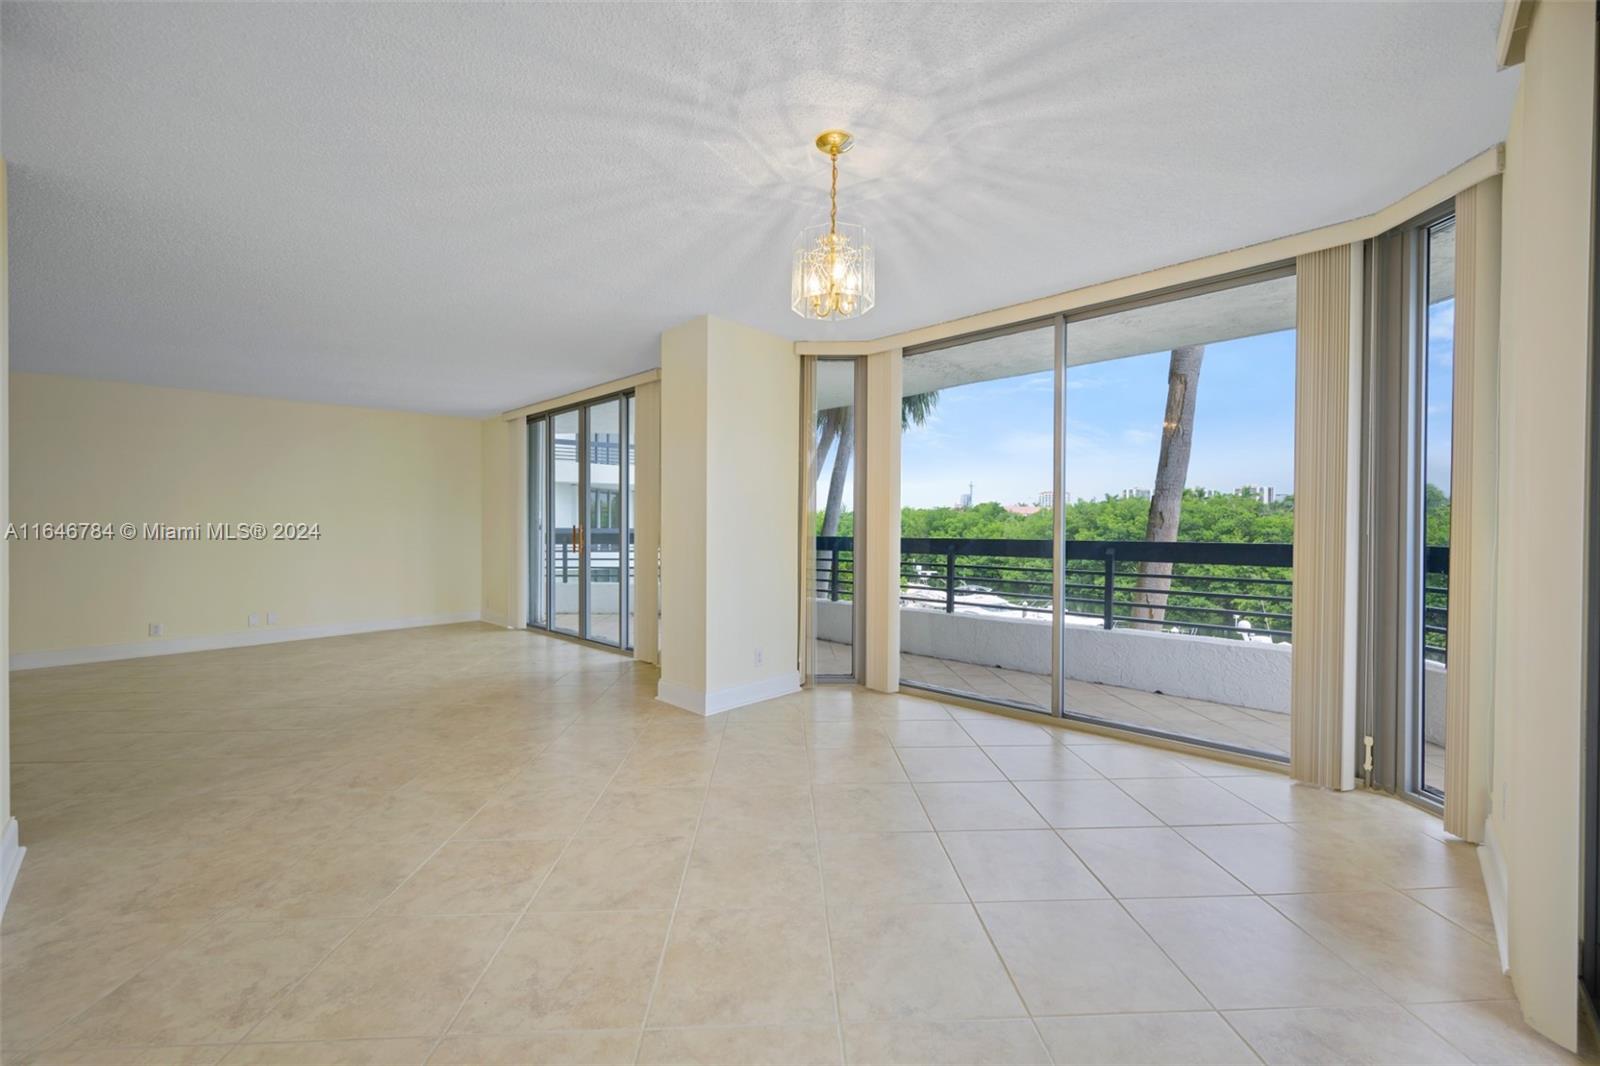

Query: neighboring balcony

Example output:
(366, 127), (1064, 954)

(816, 535), (1449, 764)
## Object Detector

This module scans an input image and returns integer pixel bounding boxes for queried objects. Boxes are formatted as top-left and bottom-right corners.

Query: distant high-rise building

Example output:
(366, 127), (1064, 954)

(958, 481), (974, 509)
(1237, 484), (1277, 505)
(1120, 487), (1152, 501)
(1036, 490), (1053, 508)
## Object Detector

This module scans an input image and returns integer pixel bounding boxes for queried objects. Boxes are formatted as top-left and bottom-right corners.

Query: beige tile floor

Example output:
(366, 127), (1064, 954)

(3, 623), (1586, 1065)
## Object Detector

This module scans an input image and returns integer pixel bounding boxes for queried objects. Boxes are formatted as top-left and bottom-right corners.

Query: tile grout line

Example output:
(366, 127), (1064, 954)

(981, 720), (1260, 1064)
(415, 670), (648, 1064)
(802, 698), (852, 1066)
(14, 696), (491, 1055)
(888, 719), (1060, 1066)
(13, 913), (226, 1056)
(629, 710), (724, 1066)
(227, 764), (535, 1052)
(9, 633), (1511, 1064)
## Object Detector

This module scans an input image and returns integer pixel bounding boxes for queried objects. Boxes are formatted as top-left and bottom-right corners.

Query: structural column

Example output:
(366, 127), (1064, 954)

(657, 315), (801, 714)
(631, 381), (662, 665)
(1290, 243), (1363, 790)
(862, 348), (902, 692)
(1443, 177), (1501, 842)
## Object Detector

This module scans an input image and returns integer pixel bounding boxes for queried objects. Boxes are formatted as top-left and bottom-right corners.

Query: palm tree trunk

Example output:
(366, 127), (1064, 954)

(814, 410), (841, 514)
(822, 407), (855, 536)
(1131, 345), (1204, 627)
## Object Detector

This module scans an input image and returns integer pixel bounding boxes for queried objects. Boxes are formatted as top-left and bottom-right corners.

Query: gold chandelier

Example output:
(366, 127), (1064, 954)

(792, 129), (875, 320)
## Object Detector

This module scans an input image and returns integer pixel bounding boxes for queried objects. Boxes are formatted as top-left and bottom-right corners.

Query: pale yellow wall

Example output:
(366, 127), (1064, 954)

(658, 317), (710, 694)
(480, 416), (511, 625)
(1489, 1), (1596, 1048)
(11, 373), (483, 658)
(702, 316), (799, 692)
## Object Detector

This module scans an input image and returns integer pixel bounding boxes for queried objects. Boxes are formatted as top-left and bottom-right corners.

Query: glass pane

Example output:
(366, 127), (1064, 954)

(900, 324), (1056, 713)
(528, 418), (548, 628)
(625, 394), (636, 651)
(1421, 219), (1455, 797)
(586, 398), (622, 646)
(1064, 274), (1296, 758)
(814, 360), (857, 679)
(551, 409), (581, 635)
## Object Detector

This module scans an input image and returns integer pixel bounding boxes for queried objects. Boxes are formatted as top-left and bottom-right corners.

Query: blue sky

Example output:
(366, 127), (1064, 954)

(894, 297), (1457, 510)
(901, 328), (1300, 508)
(1425, 298), (1455, 493)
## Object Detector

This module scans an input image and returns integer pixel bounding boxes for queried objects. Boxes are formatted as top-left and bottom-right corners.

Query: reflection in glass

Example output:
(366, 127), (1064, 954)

(1062, 275), (1296, 758)
(586, 399), (622, 646)
(899, 324), (1055, 713)
(814, 360), (857, 678)
(551, 409), (581, 635)
(1420, 219), (1455, 798)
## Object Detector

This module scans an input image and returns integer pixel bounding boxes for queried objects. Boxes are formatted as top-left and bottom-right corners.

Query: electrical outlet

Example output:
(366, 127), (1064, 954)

(248, 613), (261, 627)
(148, 623), (163, 637)
(754, 647), (763, 667)
(266, 611), (278, 625)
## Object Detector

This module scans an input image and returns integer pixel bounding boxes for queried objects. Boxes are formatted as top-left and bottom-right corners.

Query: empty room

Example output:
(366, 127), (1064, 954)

(1, 2), (1598, 1063)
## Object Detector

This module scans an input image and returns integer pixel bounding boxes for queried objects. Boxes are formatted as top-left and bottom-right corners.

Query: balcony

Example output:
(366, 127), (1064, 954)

(817, 536), (1448, 767)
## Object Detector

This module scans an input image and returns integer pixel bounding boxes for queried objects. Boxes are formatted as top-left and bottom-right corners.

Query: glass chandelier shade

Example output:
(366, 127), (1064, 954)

(791, 130), (875, 321)
(792, 220), (874, 320)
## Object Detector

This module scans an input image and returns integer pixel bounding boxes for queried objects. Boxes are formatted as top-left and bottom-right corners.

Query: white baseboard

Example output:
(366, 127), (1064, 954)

(479, 611), (515, 628)
(0, 819), (24, 922)
(657, 671), (801, 717)
(1480, 816), (1510, 974)
(11, 611), (486, 670)
(655, 680), (709, 714)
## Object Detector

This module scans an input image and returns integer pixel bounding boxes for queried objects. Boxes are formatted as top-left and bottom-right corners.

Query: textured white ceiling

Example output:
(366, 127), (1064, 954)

(2, 2), (1515, 417)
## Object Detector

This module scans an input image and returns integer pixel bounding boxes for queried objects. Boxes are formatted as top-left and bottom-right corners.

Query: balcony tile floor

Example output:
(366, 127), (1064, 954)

(897, 647), (1291, 756)
(5, 623), (1585, 1065)
(891, 644), (1444, 782)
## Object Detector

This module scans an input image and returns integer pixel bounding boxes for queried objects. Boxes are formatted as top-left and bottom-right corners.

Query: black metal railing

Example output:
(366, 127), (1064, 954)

(816, 543), (855, 602)
(1424, 544), (1449, 664)
(550, 528), (634, 583)
(815, 536), (1450, 654)
(552, 435), (632, 465)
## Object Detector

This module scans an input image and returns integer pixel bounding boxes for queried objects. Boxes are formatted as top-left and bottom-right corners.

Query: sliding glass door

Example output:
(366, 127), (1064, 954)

(898, 324), (1056, 712)
(528, 391), (634, 649)
(1362, 205), (1456, 804)
(894, 268), (1296, 762)
(1419, 217), (1456, 799)
(1061, 272), (1297, 758)
(813, 358), (862, 681)
(529, 417), (549, 629)
(586, 397), (623, 647)
(550, 408), (582, 636)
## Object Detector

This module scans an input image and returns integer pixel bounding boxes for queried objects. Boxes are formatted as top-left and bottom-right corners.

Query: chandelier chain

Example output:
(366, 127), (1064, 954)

(829, 150), (838, 236)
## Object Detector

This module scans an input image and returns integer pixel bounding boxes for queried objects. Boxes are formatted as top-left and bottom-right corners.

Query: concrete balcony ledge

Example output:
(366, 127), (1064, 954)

(907, 603), (1291, 713)
(818, 599), (1447, 742)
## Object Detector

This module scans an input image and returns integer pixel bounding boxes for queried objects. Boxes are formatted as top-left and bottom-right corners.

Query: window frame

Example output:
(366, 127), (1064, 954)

(895, 261), (1298, 764)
